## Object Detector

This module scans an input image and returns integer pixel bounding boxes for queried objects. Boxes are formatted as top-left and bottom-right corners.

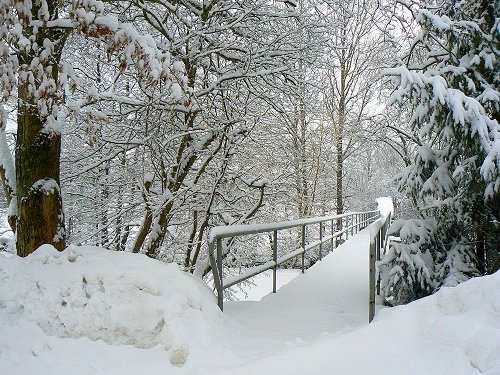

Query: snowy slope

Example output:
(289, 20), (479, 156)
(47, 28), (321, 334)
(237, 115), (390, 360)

(217, 272), (500, 375)
(0, 234), (499, 375)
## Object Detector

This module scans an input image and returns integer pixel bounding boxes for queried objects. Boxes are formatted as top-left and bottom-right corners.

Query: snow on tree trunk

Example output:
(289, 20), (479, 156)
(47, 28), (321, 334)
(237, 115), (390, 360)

(13, 0), (68, 255)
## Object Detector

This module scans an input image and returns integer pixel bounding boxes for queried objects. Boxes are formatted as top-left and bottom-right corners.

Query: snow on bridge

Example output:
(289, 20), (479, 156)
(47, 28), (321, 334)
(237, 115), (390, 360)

(203, 205), (392, 363)
(224, 227), (372, 349)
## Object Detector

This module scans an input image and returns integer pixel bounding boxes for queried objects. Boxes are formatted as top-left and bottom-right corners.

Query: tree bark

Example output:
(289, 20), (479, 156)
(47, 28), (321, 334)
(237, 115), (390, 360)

(15, 0), (67, 256)
(16, 87), (65, 256)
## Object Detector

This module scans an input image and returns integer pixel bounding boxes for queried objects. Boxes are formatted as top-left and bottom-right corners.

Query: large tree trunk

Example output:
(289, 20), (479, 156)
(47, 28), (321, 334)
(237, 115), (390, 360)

(16, 89), (65, 256)
(15, 5), (67, 256)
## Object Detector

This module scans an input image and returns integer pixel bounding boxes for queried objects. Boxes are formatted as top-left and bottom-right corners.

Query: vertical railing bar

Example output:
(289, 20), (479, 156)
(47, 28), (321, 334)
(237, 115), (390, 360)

(330, 219), (334, 251)
(301, 224), (306, 274)
(369, 239), (376, 322)
(376, 229), (381, 296)
(319, 222), (323, 261)
(209, 241), (220, 293)
(336, 217), (342, 247)
(216, 238), (223, 311)
(273, 230), (278, 293)
(345, 216), (349, 240)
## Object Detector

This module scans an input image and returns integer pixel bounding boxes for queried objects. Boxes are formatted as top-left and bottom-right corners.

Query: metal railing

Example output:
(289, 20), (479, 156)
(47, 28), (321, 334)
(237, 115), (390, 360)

(368, 212), (392, 322)
(209, 210), (380, 311)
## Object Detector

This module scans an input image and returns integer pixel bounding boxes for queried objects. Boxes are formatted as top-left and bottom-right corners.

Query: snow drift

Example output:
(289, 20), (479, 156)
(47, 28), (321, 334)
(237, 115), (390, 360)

(0, 245), (222, 366)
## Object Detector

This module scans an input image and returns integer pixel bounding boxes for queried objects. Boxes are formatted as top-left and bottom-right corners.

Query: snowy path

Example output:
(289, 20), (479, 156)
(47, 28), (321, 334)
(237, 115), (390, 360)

(222, 228), (371, 359)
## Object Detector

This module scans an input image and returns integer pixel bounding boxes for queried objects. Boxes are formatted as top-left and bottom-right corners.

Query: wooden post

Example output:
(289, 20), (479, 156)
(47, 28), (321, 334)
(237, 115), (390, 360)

(273, 230), (278, 293)
(301, 225), (306, 273)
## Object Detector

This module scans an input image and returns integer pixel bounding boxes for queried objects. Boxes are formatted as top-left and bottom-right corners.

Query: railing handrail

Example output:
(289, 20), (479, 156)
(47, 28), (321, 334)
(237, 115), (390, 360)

(209, 210), (380, 241)
(209, 209), (381, 311)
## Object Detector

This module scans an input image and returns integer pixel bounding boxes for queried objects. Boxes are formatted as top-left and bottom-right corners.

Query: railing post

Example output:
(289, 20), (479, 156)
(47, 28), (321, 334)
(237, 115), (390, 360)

(330, 219), (334, 251)
(376, 229), (382, 296)
(345, 216), (349, 240)
(273, 230), (278, 293)
(319, 222), (323, 261)
(336, 217), (342, 247)
(301, 225), (306, 273)
(369, 239), (376, 322)
(209, 241), (221, 310)
(216, 238), (224, 311)
(351, 214), (355, 236)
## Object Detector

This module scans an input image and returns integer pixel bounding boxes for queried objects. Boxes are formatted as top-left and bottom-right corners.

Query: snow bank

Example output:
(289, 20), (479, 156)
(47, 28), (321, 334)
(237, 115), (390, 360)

(1, 239), (498, 375)
(220, 271), (500, 375)
(0, 245), (222, 366)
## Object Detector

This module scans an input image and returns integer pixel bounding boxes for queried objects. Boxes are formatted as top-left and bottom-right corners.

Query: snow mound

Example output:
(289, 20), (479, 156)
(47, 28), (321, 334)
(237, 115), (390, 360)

(220, 271), (500, 375)
(0, 245), (221, 366)
(372, 272), (500, 374)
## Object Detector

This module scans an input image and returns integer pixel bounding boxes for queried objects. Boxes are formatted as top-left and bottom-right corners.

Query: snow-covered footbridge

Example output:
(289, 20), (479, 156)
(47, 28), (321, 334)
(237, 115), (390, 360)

(209, 208), (392, 327)
(225, 228), (378, 348)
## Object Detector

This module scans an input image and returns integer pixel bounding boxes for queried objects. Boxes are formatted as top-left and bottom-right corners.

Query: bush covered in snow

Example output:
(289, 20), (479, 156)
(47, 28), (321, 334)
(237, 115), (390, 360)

(379, 219), (435, 305)
(379, 218), (479, 306)
(0, 245), (222, 366)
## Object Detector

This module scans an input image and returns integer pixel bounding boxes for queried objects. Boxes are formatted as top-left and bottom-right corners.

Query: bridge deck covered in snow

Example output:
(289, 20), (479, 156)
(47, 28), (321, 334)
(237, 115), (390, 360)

(223, 228), (373, 358)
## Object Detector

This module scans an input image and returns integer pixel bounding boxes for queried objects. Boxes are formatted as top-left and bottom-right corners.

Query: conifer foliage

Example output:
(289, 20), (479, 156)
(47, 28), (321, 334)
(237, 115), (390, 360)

(381, 0), (499, 305)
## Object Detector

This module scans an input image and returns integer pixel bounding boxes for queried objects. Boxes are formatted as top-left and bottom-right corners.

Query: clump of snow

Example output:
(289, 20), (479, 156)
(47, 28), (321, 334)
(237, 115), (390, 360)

(170, 82), (183, 100)
(31, 178), (60, 195)
(0, 245), (222, 366)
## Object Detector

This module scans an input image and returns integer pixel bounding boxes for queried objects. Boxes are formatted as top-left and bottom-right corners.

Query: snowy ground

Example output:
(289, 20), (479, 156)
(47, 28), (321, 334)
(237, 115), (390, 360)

(230, 269), (301, 301)
(1, 228), (499, 375)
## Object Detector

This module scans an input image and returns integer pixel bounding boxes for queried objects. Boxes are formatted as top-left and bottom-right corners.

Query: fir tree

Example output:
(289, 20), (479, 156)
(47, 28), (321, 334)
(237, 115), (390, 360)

(382, 0), (499, 304)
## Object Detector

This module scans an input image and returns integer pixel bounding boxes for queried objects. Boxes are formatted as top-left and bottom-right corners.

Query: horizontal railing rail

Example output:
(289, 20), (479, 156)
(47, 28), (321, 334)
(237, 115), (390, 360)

(209, 210), (380, 311)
